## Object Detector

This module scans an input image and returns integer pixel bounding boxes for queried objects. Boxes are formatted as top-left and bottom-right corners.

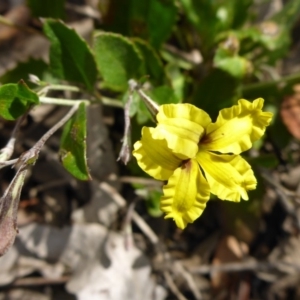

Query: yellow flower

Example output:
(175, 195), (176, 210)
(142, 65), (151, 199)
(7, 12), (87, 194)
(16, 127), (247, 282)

(133, 98), (273, 229)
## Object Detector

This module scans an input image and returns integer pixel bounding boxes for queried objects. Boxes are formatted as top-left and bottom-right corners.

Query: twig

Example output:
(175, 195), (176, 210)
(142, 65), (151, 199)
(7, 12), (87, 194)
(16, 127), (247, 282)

(163, 271), (188, 300)
(0, 158), (18, 168)
(260, 168), (296, 199)
(175, 261), (203, 300)
(29, 179), (71, 198)
(99, 181), (159, 244)
(0, 104), (80, 256)
(32, 103), (79, 153)
(163, 44), (203, 65)
(242, 71), (300, 94)
(131, 210), (159, 244)
(39, 97), (90, 106)
(120, 176), (162, 186)
(36, 84), (81, 96)
(117, 83), (134, 164)
(188, 259), (300, 275)
(128, 79), (159, 119)
(0, 15), (41, 35)
(37, 84), (123, 109)
(122, 199), (137, 250)
(100, 181), (203, 300)
(0, 113), (27, 167)
(94, 90), (124, 108)
(259, 168), (300, 229)
(7, 276), (69, 287)
(101, 96), (124, 108)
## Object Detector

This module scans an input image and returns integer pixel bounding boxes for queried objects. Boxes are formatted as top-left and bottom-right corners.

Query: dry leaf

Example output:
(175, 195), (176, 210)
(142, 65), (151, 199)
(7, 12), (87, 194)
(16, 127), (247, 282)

(281, 85), (300, 140)
(211, 235), (249, 290)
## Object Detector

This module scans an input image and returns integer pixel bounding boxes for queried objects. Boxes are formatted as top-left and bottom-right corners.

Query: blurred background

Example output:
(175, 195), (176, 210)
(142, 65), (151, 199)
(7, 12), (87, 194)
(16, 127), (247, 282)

(1, 0), (300, 299)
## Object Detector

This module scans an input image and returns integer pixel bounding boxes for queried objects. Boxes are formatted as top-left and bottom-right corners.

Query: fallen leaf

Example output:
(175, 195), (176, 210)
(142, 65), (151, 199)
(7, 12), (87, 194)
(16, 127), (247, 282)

(280, 84), (300, 139)
(211, 235), (249, 291)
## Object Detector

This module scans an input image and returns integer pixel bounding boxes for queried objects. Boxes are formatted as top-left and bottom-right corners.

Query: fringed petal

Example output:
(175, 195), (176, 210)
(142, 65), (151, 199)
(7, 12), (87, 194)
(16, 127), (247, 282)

(133, 127), (181, 180)
(196, 150), (257, 202)
(201, 98), (273, 154)
(154, 104), (212, 159)
(160, 158), (210, 229)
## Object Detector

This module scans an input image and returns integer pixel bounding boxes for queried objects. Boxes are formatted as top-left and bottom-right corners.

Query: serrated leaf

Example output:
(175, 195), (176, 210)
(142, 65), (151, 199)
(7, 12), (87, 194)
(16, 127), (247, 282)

(133, 38), (165, 85)
(28, 0), (65, 18)
(0, 80), (39, 120)
(43, 20), (98, 91)
(93, 32), (143, 91)
(60, 103), (90, 181)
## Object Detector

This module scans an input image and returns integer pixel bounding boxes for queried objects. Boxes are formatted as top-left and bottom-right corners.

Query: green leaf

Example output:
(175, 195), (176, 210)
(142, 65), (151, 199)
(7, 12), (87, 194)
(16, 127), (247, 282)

(60, 102), (91, 180)
(268, 113), (291, 150)
(27, 0), (65, 18)
(179, 0), (252, 53)
(93, 32), (143, 91)
(214, 54), (251, 79)
(43, 20), (98, 91)
(271, 0), (300, 30)
(230, 0), (252, 28)
(123, 85), (179, 125)
(165, 63), (186, 101)
(133, 38), (165, 85)
(104, 0), (177, 48)
(136, 100), (152, 124)
(178, 0), (227, 52)
(237, 23), (290, 66)
(160, 48), (195, 70)
(134, 86), (180, 124)
(192, 69), (240, 118)
(102, 0), (131, 35)
(249, 154), (278, 169)
(0, 58), (48, 88)
(146, 0), (177, 48)
(146, 190), (163, 217)
(0, 80), (39, 120)
(149, 85), (180, 105)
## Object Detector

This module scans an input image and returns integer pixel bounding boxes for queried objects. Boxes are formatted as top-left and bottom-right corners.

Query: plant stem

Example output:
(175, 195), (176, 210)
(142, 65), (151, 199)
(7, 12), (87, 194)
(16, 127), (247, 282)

(39, 96), (123, 108)
(39, 97), (90, 106)
(242, 72), (300, 93)
(101, 96), (124, 108)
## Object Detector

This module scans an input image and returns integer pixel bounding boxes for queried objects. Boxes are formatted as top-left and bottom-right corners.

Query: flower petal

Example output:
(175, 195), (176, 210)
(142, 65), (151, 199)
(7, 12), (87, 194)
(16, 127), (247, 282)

(201, 98), (273, 154)
(154, 104), (211, 159)
(160, 158), (210, 229)
(196, 150), (256, 202)
(133, 127), (182, 180)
